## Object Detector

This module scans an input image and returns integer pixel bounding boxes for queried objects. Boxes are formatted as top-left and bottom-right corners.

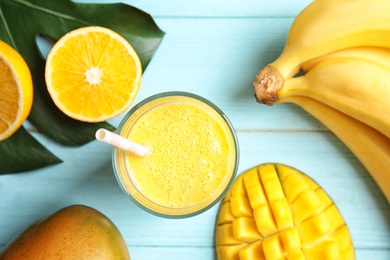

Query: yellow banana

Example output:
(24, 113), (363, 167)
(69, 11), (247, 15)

(276, 57), (390, 139)
(253, 0), (390, 104)
(279, 95), (390, 203)
(301, 47), (390, 72)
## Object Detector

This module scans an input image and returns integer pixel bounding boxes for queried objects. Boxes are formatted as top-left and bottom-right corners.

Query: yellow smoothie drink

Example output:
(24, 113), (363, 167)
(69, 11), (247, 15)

(113, 92), (239, 218)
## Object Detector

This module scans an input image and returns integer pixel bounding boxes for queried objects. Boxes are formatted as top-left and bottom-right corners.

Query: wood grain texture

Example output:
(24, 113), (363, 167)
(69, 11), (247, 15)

(1, 0), (389, 259)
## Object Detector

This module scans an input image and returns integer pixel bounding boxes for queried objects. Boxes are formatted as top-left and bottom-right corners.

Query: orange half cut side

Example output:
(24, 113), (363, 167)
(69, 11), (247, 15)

(45, 26), (142, 122)
(0, 41), (33, 141)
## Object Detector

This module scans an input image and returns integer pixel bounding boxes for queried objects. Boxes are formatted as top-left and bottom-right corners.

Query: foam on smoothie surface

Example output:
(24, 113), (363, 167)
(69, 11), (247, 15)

(126, 102), (233, 208)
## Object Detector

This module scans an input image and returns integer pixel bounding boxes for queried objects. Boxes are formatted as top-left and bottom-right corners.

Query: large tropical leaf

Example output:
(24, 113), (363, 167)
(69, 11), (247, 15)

(0, 0), (165, 173)
(1, 0), (164, 145)
(0, 127), (62, 174)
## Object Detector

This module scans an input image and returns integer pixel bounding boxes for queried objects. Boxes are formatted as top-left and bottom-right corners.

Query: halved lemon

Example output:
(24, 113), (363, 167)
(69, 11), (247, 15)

(0, 41), (33, 141)
(45, 26), (142, 122)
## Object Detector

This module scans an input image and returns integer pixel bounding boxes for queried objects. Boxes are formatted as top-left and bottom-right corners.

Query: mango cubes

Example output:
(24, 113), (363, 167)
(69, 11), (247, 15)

(215, 163), (355, 260)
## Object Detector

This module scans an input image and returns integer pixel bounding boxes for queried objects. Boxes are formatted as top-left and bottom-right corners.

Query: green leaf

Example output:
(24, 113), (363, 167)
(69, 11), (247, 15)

(1, 0), (165, 145)
(0, 0), (164, 173)
(0, 127), (62, 174)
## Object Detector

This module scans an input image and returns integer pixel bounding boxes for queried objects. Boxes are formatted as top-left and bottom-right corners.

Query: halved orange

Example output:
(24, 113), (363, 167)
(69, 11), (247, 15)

(0, 41), (33, 141)
(45, 26), (142, 122)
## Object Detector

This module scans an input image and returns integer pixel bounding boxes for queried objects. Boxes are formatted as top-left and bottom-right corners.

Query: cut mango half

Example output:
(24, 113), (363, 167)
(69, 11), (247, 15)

(215, 163), (355, 260)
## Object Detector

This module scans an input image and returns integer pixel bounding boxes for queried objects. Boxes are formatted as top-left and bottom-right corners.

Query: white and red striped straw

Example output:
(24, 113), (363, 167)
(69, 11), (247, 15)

(95, 128), (149, 157)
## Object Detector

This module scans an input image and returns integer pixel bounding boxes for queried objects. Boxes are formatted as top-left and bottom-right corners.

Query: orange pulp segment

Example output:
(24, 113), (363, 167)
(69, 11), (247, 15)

(0, 40), (33, 141)
(45, 26), (142, 122)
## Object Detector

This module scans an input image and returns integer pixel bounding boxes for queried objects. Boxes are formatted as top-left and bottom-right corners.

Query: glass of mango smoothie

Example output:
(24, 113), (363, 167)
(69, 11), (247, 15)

(113, 92), (239, 218)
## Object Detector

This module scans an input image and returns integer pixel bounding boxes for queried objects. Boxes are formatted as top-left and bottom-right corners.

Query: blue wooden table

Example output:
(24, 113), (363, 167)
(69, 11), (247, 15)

(1, 0), (389, 259)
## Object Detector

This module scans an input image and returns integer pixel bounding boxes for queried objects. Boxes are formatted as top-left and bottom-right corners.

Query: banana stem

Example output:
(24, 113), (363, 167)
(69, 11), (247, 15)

(253, 65), (283, 106)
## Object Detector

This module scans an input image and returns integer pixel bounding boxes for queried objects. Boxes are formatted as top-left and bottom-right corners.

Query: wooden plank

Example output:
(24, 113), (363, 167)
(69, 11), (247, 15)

(76, 0), (313, 17)
(128, 247), (215, 260)
(127, 247), (390, 260)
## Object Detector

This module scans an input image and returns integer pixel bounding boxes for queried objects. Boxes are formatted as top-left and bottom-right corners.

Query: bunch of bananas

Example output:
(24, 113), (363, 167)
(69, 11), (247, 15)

(252, 0), (390, 202)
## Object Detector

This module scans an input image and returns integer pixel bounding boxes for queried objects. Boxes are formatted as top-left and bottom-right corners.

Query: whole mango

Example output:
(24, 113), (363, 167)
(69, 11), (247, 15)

(0, 204), (130, 259)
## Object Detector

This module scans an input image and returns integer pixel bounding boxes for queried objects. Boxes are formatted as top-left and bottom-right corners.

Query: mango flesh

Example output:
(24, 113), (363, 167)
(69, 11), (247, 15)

(0, 204), (130, 259)
(215, 163), (355, 260)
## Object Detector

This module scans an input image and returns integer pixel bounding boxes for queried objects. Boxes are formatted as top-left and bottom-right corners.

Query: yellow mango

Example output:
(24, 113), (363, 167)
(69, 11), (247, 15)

(246, 183), (267, 210)
(253, 204), (278, 237)
(217, 201), (236, 225)
(217, 244), (246, 260)
(232, 217), (262, 242)
(216, 223), (243, 245)
(281, 171), (310, 203)
(244, 168), (267, 209)
(287, 250), (305, 260)
(232, 175), (247, 197)
(291, 189), (321, 224)
(270, 198), (294, 230)
(262, 234), (284, 259)
(231, 194), (253, 217)
(215, 163), (355, 260)
(280, 228), (301, 252)
(258, 164), (285, 202)
(239, 241), (265, 260)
